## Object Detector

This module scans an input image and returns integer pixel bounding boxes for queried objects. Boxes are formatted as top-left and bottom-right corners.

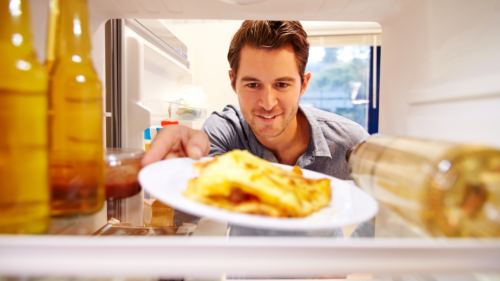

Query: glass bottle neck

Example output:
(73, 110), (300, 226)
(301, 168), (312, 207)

(0, 0), (36, 55)
(56, 0), (92, 59)
(46, 0), (60, 68)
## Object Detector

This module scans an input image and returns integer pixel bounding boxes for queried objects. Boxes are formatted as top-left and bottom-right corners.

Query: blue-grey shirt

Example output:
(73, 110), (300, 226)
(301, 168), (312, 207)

(201, 104), (369, 180)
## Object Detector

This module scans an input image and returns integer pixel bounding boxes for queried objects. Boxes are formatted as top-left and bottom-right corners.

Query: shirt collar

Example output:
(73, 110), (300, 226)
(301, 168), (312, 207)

(299, 105), (332, 158)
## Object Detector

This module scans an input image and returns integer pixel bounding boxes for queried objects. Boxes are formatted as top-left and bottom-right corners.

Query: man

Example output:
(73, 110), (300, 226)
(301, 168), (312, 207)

(142, 20), (369, 180)
(143, 20), (373, 238)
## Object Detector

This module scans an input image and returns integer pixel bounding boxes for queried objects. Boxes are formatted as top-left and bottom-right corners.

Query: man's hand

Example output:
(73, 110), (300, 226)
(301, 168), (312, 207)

(141, 125), (210, 167)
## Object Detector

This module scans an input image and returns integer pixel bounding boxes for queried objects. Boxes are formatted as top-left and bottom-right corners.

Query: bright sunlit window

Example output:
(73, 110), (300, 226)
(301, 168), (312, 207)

(302, 34), (381, 133)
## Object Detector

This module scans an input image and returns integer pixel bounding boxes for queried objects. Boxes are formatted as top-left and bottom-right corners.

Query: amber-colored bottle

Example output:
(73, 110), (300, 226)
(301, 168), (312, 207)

(348, 135), (500, 237)
(49, 0), (104, 215)
(0, 0), (50, 233)
(45, 0), (59, 73)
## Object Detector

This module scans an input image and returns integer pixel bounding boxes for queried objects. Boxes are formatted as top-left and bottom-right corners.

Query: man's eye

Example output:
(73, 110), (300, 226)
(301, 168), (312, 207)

(277, 82), (288, 88)
(247, 83), (258, 88)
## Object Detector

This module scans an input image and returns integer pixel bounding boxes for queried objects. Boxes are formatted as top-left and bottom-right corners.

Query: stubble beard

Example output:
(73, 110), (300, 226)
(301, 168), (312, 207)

(243, 103), (300, 139)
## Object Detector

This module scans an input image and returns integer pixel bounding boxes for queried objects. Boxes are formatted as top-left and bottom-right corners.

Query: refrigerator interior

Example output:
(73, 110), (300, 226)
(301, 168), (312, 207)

(121, 20), (193, 149)
(8, 0), (500, 278)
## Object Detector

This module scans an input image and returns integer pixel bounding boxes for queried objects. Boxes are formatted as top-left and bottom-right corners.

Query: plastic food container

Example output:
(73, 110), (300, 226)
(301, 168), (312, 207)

(105, 148), (145, 200)
(168, 102), (207, 120)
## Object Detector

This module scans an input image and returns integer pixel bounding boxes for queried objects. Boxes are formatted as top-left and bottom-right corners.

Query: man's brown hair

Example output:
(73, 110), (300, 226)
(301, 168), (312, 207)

(227, 20), (309, 88)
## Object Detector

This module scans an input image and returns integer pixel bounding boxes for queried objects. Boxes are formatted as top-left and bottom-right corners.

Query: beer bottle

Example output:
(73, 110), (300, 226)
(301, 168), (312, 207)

(347, 135), (500, 237)
(0, 0), (50, 233)
(49, 0), (105, 215)
(45, 0), (59, 73)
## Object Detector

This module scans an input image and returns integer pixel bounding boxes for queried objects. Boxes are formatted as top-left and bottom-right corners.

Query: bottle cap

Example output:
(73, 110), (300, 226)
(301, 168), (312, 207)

(161, 120), (179, 126)
(144, 128), (151, 140)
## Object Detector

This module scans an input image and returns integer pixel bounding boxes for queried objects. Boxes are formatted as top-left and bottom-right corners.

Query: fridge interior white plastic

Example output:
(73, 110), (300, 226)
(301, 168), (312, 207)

(123, 25), (193, 149)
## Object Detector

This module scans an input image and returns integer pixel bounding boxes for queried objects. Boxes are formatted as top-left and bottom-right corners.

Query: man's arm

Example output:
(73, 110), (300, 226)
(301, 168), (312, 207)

(141, 108), (243, 166)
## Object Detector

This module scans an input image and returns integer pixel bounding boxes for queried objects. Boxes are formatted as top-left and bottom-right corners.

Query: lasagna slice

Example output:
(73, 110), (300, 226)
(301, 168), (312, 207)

(183, 150), (331, 217)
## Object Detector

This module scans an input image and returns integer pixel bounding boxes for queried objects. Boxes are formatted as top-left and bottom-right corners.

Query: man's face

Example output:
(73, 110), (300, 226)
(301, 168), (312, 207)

(230, 45), (310, 139)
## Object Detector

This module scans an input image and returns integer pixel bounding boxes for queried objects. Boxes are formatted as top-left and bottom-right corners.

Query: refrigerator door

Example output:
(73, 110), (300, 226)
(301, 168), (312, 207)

(105, 19), (193, 149)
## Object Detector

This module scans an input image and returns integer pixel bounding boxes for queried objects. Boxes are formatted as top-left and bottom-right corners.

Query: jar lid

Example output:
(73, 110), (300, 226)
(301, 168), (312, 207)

(105, 148), (145, 162)
(161, 120), (179, 126)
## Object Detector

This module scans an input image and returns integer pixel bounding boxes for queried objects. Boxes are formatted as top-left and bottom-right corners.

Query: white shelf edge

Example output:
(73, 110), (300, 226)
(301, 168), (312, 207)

(1, 236), (499, 277)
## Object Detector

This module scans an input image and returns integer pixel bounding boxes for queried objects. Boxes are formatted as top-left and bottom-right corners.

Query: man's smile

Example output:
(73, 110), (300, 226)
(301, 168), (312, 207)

(255, 113), (282, 122)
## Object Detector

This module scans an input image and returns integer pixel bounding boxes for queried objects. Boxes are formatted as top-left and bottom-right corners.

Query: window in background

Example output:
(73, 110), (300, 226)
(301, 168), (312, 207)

(301, 34), (381, 134)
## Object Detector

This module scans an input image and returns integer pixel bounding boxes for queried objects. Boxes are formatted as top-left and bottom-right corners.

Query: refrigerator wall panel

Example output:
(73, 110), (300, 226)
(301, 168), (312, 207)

(378, 0), (500, 147)
(142, 42), (192, 103)
(123, 26), (193, 149)
(405, 96), (500, 148)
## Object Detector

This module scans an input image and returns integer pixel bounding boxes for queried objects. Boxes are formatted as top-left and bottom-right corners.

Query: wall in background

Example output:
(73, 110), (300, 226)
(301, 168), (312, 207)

(161, 20), (243, 116)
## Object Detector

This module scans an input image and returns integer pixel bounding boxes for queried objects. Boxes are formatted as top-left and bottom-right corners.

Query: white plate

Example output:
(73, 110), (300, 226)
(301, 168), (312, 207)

(139, 157), (378, 231)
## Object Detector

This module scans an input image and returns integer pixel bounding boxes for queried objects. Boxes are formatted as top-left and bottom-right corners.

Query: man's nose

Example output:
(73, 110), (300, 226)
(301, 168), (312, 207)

(258, 85), (278, 111)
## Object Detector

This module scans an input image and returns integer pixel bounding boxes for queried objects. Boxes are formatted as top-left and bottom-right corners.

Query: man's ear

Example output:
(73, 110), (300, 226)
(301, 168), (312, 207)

(300, 72), (312, 97)
(229, 70), (236, 93)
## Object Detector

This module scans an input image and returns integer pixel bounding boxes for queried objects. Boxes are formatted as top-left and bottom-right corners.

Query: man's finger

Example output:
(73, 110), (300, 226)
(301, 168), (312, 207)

(141, 126), (180, 167)
(165, 150), (186, 159)
(185, 130), (210, 160)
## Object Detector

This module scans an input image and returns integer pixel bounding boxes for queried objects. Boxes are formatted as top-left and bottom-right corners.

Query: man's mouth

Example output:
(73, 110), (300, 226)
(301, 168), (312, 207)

(256, 113), (282, 121)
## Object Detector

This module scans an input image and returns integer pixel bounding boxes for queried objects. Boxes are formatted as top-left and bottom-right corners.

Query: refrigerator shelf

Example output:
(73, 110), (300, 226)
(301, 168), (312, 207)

(0, 235), (499, 277)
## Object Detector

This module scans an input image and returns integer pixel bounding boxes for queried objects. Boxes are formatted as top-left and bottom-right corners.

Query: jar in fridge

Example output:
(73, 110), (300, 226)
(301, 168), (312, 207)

(105, 148), (145, 222)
